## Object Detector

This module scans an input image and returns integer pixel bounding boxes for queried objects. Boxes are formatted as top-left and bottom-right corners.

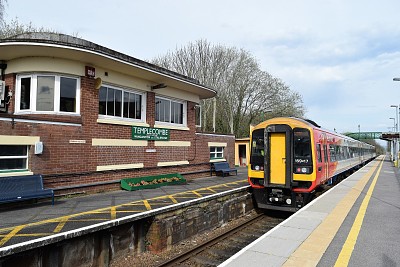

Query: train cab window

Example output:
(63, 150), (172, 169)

(293, 128), (312, 174)
(250, 129), (264, 170)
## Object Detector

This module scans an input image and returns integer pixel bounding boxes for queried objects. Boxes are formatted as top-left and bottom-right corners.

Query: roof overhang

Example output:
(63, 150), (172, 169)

(0, 40), (216, 99)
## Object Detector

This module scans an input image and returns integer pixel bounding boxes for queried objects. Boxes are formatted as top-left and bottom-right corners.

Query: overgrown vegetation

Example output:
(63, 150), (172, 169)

(152, 40), (306, 137)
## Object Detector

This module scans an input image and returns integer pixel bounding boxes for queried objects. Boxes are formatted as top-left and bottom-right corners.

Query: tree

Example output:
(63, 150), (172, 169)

(0, 0), (7, 24)
(152, 40), (306, 137)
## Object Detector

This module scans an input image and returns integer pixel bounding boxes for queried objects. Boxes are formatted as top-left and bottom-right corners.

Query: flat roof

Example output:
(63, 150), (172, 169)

(0, 32), (217, 99)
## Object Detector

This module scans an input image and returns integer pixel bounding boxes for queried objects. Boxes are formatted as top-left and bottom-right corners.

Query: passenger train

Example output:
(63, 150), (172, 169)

(248, 117), (376, 212)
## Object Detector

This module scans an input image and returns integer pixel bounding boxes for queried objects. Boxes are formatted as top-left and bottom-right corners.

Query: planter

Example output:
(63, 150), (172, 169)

(120, 173), (186, 191)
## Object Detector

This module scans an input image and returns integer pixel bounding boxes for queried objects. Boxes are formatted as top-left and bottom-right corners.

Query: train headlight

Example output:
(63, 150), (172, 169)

(286, 198), (292, 205)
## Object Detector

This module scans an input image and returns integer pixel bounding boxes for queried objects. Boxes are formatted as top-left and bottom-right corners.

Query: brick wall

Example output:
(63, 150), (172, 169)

(0, 74), (235, 195)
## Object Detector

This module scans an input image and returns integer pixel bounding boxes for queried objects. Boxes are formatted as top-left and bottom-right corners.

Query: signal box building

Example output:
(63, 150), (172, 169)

(0, 33), (234, 196)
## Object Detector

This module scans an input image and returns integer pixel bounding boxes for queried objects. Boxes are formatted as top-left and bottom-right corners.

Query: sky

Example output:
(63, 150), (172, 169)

(4, 0), (400, 136)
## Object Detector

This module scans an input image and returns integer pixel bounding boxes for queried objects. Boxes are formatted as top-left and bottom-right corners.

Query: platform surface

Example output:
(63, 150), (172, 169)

(220, 155), (400, 267)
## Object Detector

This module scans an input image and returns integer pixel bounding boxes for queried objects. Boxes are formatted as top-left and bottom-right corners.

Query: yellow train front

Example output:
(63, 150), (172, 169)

(248, 117), (375, 212)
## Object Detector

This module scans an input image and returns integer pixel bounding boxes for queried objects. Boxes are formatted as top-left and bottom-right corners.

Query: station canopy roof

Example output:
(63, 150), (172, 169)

(0, 32), (217, 99)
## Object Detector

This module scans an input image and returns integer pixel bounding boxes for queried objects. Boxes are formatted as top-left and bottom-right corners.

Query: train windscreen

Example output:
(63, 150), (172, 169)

(293, 128), (312, 174)
(250, 129), (264, 170)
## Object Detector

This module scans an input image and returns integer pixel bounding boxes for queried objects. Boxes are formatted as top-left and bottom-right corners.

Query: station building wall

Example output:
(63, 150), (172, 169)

(0, 58), (235, 196)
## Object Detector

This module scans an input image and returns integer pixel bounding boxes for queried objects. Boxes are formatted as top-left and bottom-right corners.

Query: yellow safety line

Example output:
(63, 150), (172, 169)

(53, 216), (70, 233)
(334, 157), (384, 266)
(143, 200), (151, 210)
(0, 225), (25, 246)
(110, 207), (117, 220)
(283, 157), (382, 266)
(207, 188), (217, 193)
(168, 195), (178, 204)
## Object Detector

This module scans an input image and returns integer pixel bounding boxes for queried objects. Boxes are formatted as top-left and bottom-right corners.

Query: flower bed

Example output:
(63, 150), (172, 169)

(120, 173), (186, 191)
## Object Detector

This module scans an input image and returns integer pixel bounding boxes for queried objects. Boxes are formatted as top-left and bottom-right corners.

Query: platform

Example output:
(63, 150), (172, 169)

(220, 155), (400, 267)
(0, 168), (248, 249)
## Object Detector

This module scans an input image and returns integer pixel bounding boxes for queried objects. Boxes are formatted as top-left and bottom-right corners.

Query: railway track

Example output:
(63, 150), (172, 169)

(155, 211), (288, 267)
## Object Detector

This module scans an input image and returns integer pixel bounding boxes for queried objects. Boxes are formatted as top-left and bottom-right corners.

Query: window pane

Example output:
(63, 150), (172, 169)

(37, 76), (55, 111)
(115, 90), (122, 117)
(195, 105), (201, 126)
(60, 77), (77, 112)
(20, 77), (31, 110)
(123, 92), (129, 118)
(156, 98), (170, 123)
(99, 86), (107, 115)
(0, 145), (27, 156)
(107, 88), (115, 116)
(171, 102), (183, 124)
(0, 159), (27, 170)
(135, 94), (142, 119)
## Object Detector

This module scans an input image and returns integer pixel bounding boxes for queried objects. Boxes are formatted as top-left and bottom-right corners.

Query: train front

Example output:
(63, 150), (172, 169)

(248, 117), (316, 212)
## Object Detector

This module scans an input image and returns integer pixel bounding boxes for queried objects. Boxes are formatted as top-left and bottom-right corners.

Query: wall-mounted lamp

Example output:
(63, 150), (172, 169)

(151, 83), (167, 90)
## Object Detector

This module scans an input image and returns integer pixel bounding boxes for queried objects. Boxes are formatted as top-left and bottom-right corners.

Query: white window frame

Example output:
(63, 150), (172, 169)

(155, 96), (187, 127)
(0, 145), (29, 172)
(98, 84), (146, 123)
(195, 104), (201, 127)
(210, 146), (224, 159)
(15, 74), (81, 114)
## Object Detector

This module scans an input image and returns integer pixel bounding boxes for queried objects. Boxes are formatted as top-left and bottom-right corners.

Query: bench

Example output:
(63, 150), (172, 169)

(0, 174), (54, 205)
(211, 162), (238, 177)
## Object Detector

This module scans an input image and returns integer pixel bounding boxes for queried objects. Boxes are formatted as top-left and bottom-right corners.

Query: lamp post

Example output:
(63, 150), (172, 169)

(390, 105), (399, 166)
(390, 117), (396, 164)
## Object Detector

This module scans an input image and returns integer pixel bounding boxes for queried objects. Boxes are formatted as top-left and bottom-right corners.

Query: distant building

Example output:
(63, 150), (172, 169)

(235, 138), (250, 167)
(0, 33), (234, 195)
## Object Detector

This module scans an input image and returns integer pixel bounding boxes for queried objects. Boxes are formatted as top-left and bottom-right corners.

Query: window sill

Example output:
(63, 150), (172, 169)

(97, 117), (149, 127)
(154, 123), (189, 131)
(0, 171), (33, 177)
(210, 158), (226, 163)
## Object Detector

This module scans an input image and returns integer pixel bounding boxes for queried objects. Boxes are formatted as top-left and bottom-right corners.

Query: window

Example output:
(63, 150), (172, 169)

(16, 74), (80, 114)
(210, 147), (224, 159)
(293, 128), (312, 174)
(155, 96), (186, 125)
(195, 104), (201, 127)
(316, 144), (322, 163)
(0, 145), (28, 172)
(99, 85), (143, 120)
(250, 129), (264, 170)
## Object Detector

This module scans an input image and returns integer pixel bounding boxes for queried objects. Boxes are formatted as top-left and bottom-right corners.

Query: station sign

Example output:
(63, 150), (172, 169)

(132, 126), (170, 141)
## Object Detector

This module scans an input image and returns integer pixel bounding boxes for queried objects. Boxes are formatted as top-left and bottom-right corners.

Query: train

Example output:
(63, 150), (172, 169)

(248, 117), (376, 212)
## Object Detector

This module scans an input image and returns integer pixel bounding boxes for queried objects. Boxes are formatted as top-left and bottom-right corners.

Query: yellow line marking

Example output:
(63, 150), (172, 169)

(283, 157), (383, 266)
(207, 188), (217, 193)
(192, 191), (202, 197)
(0, 225), (25, 246)
(111, 207), (117, 220)
(0, 179), (248, 246)
(168, 195), (178, 204)
(143, 200), (151, 210)
(53, 217), (70, 233)
(0, 233), (51, 237)
(334, 157), (384, 266)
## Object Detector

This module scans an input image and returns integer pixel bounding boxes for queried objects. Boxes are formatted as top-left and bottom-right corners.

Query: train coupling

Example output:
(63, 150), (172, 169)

(269, 189), (292, 205)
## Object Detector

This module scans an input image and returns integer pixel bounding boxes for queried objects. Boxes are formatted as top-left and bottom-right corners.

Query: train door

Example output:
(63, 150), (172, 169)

(322, 135), (329, 182)
(265, 124), (292, 188)
(316, 143), (324, 182)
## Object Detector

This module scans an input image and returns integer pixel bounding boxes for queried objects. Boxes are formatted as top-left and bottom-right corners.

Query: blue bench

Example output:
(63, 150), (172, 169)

(212, 162), (238, 177)
(0, 174), (54, 205)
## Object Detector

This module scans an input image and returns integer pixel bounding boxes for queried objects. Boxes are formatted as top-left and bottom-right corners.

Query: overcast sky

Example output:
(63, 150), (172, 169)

(4, 0), (400, 135)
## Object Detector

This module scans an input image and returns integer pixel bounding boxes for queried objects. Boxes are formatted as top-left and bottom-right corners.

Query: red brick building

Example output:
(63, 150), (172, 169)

(0, 33), (235, 195)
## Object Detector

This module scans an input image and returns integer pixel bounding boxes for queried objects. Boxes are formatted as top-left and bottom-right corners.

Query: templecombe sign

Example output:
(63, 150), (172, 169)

(132, 126), (170, 141)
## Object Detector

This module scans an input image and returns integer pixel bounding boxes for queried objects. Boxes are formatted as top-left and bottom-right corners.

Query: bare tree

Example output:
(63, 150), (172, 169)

(154, 40), (306, 137)
(0, 0), (7, 24)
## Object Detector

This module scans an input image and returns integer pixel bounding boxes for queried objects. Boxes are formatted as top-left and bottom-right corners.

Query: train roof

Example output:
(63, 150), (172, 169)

(252, 117), (375, 148)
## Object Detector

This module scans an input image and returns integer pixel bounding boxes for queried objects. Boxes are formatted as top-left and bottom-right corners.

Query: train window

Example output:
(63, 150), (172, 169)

(316, 144), (322, 163)
(250, 129), (264, 170)
(329, 145), (336, 162)
(293, 128), (312, 174)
